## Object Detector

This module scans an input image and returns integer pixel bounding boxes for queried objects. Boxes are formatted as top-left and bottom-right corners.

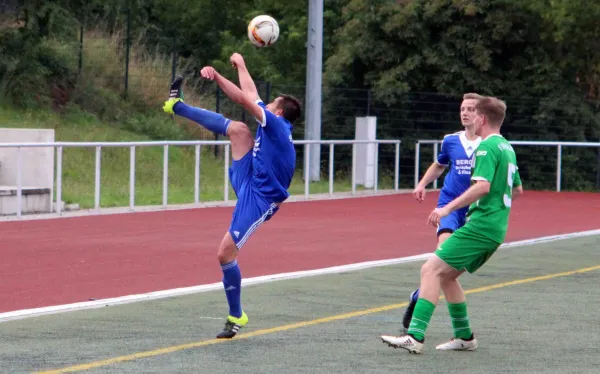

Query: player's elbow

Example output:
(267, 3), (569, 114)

(478, 181), (491, 195)
(244, 90), (259, 102)
(434, 163), (446, 174)
(235, 92), (258, 116)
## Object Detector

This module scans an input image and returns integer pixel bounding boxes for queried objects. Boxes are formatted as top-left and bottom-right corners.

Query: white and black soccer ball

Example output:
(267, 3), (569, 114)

(247, 15), (280, 47)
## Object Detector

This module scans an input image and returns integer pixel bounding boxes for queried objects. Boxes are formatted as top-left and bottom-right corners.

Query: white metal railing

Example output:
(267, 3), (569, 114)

(415, 140), (600, 192)
(0, 139), (401, 218)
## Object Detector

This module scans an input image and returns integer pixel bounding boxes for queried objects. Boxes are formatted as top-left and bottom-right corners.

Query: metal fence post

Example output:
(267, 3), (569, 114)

(556, 145), (562, 192)
(224, 144), (230, 202)
(129, 146), (136, 211)
(195, 145), (201, 204)
(163, 145), (169, 207)
(597, 147), (600, 189)
(394, 141), (400, 191)
(329, 143), (334, 196)
(433, 142), (438, 189)
(16, 147), (22, 218)
(56, 146), (63, 215)
(374, 142), (379, 193)
(352, 143), (357, 195)
(304, 144), (310, 199)
(414, 142), (421, 189)
(94, 146), (102, 212)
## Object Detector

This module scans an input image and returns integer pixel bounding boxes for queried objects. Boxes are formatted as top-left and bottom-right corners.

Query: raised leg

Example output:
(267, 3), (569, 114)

(162, 75), (254, 161)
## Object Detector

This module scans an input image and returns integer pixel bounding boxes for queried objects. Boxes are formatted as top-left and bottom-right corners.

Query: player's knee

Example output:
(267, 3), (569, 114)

(226, 121), (252, 140)
(440, 273), (459, 285)
(421, 257), (448, 279)
(217, 247), (237, 264)
(217, 234), (238, 264)
(420, 260), (439, 279)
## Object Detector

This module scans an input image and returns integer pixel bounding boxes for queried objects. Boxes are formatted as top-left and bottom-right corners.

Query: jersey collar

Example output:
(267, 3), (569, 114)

(459, 131), (482, 158)
(483, 133), (504, 141)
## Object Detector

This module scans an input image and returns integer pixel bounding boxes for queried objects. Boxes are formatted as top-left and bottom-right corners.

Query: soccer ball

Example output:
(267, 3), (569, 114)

(247, 15), (279, 47)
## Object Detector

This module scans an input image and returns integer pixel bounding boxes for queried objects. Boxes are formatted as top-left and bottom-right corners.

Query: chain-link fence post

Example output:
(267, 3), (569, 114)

(170, 37), (177, 83)
(214, 86), (221, 157)
(123, 6), (131, 98)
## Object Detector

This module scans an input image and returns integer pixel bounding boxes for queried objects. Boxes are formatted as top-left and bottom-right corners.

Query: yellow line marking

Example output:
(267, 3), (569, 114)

(36, 264), (600, 374)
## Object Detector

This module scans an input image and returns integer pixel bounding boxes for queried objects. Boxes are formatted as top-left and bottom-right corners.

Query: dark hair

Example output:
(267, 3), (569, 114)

(277, 94), (302, 124)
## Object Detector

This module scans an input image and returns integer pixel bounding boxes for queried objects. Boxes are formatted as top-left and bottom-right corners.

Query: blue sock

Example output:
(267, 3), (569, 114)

(173, 101), (230, 136)
(221, 260), (242, 318)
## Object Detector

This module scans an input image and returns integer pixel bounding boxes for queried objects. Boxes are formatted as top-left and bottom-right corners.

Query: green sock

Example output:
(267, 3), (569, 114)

(448, 302), (473, 340)
(406, 298), (436, 341)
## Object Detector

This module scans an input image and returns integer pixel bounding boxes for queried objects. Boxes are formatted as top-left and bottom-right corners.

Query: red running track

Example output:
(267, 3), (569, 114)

(1, 191), (599, 313)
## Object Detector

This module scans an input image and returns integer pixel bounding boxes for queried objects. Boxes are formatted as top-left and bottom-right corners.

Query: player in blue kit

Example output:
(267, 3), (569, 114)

(401, 93), (483, 329)
(162, 53), (301, 339)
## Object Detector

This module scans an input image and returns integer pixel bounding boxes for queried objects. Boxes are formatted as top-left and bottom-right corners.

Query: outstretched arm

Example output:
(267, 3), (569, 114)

(200, 66), (264, 124)
(230, 53), (260, 102)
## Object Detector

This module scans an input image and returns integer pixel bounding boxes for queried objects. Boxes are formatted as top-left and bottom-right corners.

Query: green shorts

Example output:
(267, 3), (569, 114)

(434, 224), (502, 273)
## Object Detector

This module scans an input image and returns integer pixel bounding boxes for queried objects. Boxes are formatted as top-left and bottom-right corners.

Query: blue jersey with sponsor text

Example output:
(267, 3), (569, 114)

(436, 131), (481, 207)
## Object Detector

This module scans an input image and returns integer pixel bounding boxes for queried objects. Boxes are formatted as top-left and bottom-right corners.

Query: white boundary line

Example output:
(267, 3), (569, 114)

(1, 229), (598, 323)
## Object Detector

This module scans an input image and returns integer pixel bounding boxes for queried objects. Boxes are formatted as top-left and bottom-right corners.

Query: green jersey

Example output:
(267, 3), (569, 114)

(466, 134), (521, 243)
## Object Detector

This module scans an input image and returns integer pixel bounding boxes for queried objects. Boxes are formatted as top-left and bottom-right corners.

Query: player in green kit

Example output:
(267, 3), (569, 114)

(380, 96), (523, 354)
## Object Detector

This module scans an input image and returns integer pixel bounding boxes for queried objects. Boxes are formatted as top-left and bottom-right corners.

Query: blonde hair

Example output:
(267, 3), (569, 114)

(463, 92), (485, 100)
(475, 96), (507, 126)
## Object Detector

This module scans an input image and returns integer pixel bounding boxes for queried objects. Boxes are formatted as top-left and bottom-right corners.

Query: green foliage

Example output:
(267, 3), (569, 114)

(16, 1), (79, 39)
(0, 1), (79, 108)
(0, 32), (77, 108)
(326, 0), (560, 97)
(529, 0), (600, 99)
(68, 83), (188, 140)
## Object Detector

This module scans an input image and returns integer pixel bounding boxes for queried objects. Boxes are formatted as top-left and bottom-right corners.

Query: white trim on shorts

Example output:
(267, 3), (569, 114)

(236, 202), (277, 249)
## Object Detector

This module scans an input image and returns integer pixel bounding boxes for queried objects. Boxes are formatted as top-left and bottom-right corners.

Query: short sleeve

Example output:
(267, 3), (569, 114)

(471, 143), (498, 183)
(254, 100), (292, 144)
(254, 100), (279, 129)
(436, 138), (450, 166)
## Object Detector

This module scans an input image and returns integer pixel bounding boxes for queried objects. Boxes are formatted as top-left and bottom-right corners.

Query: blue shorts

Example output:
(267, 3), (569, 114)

(436, 206), (468, 236)
(228, 152), (279, 249)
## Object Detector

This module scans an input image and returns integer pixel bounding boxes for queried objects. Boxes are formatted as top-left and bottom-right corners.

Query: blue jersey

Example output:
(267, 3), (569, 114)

(436, 131), (481, 206)
(251, 100), (296, 203)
